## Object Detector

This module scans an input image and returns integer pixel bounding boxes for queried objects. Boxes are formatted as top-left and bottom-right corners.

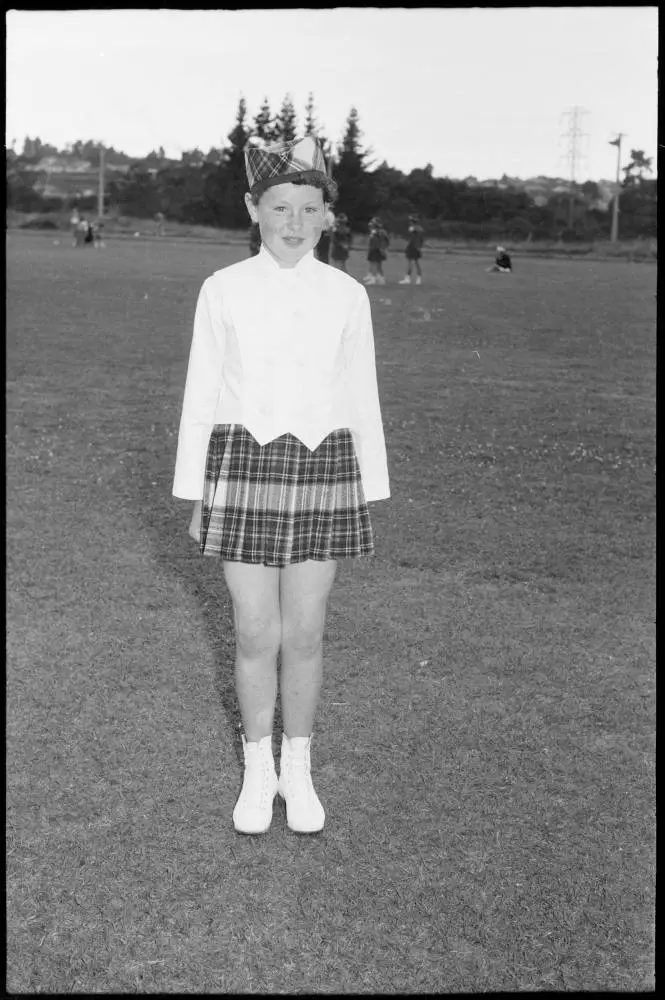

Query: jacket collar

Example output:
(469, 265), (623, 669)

(257, 244), (318, 278)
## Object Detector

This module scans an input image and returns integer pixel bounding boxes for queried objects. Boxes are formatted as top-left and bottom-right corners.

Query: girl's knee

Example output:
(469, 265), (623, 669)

(235, 612), (281, 659)
(281, 616), (325, 659)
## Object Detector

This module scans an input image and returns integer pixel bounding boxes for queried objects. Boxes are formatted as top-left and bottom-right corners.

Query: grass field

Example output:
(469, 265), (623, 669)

(6, 232), (656, 993)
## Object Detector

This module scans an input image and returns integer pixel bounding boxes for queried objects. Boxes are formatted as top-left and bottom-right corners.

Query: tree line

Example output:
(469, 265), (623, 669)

(6, 95), (656, 241)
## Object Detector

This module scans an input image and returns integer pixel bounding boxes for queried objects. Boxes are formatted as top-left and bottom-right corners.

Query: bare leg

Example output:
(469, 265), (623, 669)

(222, 561), (281, 741)
(279, 559), (337, 737)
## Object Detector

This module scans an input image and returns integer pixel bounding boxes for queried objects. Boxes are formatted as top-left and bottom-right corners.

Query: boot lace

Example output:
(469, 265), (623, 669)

(285, 755), (316, 802)
(241, 754), (274, 808)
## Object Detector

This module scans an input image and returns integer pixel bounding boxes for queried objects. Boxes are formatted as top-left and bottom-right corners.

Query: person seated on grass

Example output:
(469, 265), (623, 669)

(173, 135), (390, 837)
(363, 217), (389, 285)
(330, 212), (352, 273)
(487, 246), (512, 273)
(399, 213), (425, 285)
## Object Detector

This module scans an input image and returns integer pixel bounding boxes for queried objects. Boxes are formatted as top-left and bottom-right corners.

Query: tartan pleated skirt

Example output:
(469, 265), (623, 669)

(199, 424), (374, 566)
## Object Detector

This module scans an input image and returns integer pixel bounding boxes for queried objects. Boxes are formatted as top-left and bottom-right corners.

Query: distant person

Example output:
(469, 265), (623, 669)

(155, 212), (166, 238)
(84, 221), (94, 246)
(330, 212), (352, 272)
(363, 217), (389, 285)
(315, 207), (335, 264)
(399, 214), (425, 285)
(248, 221), (261, 256)
(75, 217), (88, 248)
(93, 219), (105, 249)
(487, 246), (512, 273)
(70, 208), (80, 247)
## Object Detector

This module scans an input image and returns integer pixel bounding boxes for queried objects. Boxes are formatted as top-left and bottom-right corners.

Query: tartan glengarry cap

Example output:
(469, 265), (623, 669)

(244, 136), (329, 193)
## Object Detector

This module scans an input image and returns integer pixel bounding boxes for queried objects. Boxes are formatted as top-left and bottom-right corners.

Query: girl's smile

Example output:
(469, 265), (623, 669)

(245, 182), (325, 268)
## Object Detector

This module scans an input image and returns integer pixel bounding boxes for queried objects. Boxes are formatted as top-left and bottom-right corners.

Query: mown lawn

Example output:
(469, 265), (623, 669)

(6, 232), (655, 993)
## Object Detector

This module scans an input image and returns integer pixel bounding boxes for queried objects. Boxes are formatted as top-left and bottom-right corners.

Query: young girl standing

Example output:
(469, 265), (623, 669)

(399, 213), (425, 285)
(364, 217), (389, 285)
(173, 136), (390, 836)
(330, 212), (352, 273)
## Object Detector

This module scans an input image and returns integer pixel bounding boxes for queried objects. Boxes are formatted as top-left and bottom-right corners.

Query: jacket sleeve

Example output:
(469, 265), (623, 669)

(172, 276), (225, 500)
(343, 286), (390, 502)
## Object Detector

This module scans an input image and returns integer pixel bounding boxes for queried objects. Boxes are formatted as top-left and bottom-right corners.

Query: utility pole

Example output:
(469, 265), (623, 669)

(609, 133), (624, 242)
(560, 106), (590, 230)
(97, 144), (105, 221)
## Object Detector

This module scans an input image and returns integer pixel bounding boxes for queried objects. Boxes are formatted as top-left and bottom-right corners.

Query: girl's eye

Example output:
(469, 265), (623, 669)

(305, 207), (318, 214)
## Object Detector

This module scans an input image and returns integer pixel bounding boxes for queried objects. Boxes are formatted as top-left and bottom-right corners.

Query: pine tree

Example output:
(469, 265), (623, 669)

(254, 97), (277, 144)
(210, 96), (253, 227)
(275, 94), (298, 142)
(226, 96), (251, 154)
(302, 92), (332, 170)
(304, 92), (317, 136)
(340, 107), (362, 158)
(333, 107), (377, 227)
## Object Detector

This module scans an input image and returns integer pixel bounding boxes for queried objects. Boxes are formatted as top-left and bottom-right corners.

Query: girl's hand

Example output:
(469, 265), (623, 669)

(188, 500), (202, 543)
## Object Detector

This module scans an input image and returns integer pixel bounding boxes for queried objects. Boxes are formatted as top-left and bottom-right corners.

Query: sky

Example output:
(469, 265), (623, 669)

(5, 7), (658, 182)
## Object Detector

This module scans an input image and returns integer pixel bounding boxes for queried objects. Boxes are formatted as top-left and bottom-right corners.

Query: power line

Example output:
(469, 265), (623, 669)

(560, 105), (590, 185)
(559, 106), (590, 229)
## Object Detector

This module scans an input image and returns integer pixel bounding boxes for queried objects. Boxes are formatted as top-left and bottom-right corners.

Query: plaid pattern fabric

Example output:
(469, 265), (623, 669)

(245, 136), (328, 192)
(200, 425), (374, 566)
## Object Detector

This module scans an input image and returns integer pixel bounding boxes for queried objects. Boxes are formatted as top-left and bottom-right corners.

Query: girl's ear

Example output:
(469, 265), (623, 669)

(245, 192), (259, 223)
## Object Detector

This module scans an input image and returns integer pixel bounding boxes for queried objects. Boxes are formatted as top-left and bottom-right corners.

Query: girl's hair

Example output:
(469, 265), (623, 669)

(250, 173), (338, 206)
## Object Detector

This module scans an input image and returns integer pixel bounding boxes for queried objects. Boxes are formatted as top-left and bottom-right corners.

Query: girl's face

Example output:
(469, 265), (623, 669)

(245, 183), (326, 267)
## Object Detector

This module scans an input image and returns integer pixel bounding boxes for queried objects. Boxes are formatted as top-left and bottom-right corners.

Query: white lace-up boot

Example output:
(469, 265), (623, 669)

(399, 275), (411, 284)
(233, 734), (278, 834)
(278, 734), (325, 833)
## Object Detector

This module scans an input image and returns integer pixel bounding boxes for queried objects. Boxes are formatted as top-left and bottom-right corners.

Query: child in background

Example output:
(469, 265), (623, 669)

(248, 221), (261, 256)
(399, 214), (425, 285)
(93, 219), (105, 249)
(315, 206), (335, 264)
(70, 208), (80, 247)
(173, 136), (390, 837)
(363, 217), (389, 285)
(330, 212), (352, 273)
(75, 216), (88, 248)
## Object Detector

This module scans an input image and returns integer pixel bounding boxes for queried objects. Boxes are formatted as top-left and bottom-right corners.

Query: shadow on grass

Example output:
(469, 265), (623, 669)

(123, 447), (266, 771)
